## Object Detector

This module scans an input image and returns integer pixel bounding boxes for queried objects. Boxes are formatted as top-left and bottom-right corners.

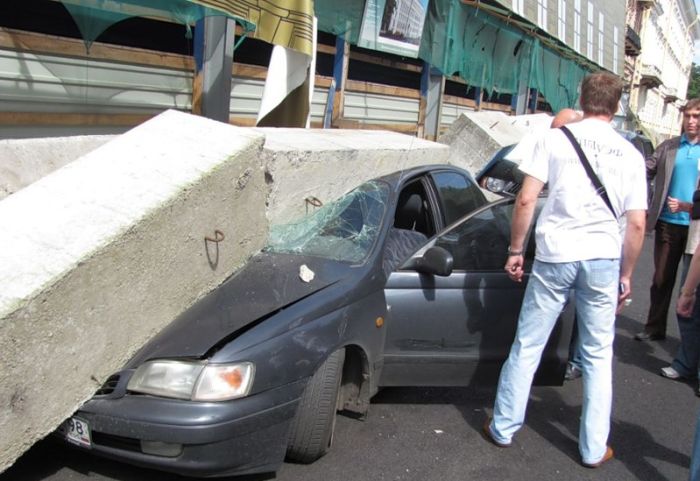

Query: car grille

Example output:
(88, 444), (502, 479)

(92, 432), (141, 453)
(95, 374), (120, 396)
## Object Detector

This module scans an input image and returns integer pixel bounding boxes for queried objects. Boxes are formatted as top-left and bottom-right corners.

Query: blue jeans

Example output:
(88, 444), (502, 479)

(692, 409), (700, 481)
(490, 259), (619, 465)
(672, 254), (700, 379)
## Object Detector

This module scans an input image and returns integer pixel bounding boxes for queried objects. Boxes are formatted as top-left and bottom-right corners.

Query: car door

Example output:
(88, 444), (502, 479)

(429, 169), (488, 227)
(380, 197), (574, 388)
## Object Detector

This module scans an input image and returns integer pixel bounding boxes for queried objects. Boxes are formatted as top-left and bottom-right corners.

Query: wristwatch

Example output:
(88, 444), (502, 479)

(507, 246), (523, 256)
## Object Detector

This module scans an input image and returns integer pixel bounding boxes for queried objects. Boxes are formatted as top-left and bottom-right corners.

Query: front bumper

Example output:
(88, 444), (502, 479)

(61, 373), (306, 478)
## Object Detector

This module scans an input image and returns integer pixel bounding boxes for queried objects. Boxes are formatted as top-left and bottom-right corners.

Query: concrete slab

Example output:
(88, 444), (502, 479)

(0, 135), (114, 201)
(438, 111), (552, 174)
(0, 110), (268, 473)
(256, 128), (450, 224)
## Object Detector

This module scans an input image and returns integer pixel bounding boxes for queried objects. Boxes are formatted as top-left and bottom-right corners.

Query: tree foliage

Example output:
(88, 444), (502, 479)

(688, 64), (700, 99)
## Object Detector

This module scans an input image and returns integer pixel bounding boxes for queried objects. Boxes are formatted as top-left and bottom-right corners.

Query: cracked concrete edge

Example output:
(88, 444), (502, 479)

(255, 128), (450, 225)
(0, 111), (269, 473)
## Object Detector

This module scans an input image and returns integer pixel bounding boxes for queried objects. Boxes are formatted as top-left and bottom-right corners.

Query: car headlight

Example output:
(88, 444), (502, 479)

(484, 177), (507, 193)
(127, 360), (254, 401)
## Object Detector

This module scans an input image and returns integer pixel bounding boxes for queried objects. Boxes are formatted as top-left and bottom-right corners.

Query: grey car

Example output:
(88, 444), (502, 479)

(57, 164), (573, 477)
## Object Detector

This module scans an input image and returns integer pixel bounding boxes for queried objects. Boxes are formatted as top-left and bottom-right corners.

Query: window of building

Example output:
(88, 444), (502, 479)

(598, 13), (604, 66)
(558, 0), (567, 40)
(512, 0), (524, 15)
(613, 26), (619, 74)
(586, 2), (594, 59)
(574, 0), (581, 52)
(537, 0), (548, 30)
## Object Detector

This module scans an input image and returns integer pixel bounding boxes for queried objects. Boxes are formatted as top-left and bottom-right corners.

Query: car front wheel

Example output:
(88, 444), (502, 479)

(286, 348), (346, 463)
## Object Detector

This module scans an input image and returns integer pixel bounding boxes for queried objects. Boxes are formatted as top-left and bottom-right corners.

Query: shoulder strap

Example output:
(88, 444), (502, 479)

(559, 125), (617, 219)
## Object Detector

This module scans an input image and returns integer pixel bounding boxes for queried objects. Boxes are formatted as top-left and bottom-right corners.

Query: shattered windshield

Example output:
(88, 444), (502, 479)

(266, 181), (390, 263)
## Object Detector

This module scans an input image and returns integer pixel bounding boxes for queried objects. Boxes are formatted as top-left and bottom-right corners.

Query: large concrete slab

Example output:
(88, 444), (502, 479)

(256, 128), (450, 224)
(1, 120), (453, 474)
(0, 135), (114, 201)
(438, 111), (552, 174)
(0, 111), (268, 473)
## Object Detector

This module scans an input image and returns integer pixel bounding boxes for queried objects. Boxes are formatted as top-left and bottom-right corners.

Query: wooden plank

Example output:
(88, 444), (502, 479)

(233, 64), (267, 80)
(345, 80), (420, 99)
(0, 112), (156, 126)
(349, 50), (423, 74)
(334, 118), (418, 134)
(0, 28), (193, 71)
(443, 95), (478, 108)
(481, 101), (512, 113)
(317, 43), (336, 55)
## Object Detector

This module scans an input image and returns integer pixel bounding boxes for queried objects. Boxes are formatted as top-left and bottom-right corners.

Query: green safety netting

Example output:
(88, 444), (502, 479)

(58, 0), (319, 57)
(57, 0), (256, 51)
(315, 0), (595, 112)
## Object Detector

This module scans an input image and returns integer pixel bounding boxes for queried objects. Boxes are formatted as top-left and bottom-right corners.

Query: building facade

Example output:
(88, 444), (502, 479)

(494, 0), (627, 75)
(626, 0), (699, 141)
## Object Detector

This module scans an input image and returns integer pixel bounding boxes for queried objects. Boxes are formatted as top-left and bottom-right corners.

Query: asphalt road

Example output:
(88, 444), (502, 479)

(3, 237), (698, 481)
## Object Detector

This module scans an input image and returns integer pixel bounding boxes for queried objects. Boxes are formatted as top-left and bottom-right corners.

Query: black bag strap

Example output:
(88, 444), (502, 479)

(559, 125), (617, 219)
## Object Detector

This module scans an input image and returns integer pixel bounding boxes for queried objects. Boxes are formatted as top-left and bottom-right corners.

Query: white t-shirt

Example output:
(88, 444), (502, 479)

(519, 118), (648, 263)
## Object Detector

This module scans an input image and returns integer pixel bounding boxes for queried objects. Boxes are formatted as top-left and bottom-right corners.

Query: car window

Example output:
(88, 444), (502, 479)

(431, 171), (487, 226)
(266, 180), (390, 263)
(433, 199), (538, 271)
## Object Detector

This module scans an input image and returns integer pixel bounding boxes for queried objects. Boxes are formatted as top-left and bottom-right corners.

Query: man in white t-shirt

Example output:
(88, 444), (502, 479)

(481, 72), (647, 468)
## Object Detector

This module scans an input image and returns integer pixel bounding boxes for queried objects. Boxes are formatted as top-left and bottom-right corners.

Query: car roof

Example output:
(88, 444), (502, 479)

(373, 164), (474, 188)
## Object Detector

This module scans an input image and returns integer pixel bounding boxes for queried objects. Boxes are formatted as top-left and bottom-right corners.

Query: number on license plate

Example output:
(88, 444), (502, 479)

(61, 417), (91, 448)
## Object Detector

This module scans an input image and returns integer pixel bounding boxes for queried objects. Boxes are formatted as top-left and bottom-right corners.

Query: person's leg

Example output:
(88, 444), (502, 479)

(672, 283), (700, 379)
(691, 409), (700, 481)
(642, 221), (688, 338)
(575, 258), (619, 465)
(491, 260), (575, 444)
(566, 316), (583, 380)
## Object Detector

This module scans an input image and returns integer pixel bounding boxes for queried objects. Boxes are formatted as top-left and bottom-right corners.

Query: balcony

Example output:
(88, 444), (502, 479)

(663, 87), (679, 103)
(639, 63), (663, 89)
(625, 26), (642, 56)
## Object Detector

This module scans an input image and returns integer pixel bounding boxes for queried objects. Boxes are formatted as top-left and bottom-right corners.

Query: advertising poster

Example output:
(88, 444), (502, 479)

(358, 0), (429, 58)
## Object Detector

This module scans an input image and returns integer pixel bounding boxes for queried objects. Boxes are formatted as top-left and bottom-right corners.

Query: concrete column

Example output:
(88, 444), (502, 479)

(474, 87), (483, 111)
(418, 62), (445, 141)
(192, 16), (236, 123)
(514, 78), (529, 115)
(331, 36), (350, 126)
(528, 88), (538, 113)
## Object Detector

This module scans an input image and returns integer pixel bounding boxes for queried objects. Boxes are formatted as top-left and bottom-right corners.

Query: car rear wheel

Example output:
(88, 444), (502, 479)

(286, 348), (346, 463)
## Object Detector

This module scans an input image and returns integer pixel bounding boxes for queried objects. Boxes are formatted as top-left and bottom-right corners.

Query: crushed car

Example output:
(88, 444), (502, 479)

(58, 164), (574, 477)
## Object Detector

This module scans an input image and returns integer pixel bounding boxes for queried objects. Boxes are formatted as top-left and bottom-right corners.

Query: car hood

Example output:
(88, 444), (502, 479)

(126, 252), (354, 366)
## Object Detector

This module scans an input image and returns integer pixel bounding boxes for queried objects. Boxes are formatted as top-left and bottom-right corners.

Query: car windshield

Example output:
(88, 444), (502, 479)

(266, 180), (390, 263)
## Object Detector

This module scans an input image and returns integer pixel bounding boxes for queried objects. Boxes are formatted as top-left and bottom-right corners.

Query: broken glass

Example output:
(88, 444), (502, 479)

(267, 181), (390, 263)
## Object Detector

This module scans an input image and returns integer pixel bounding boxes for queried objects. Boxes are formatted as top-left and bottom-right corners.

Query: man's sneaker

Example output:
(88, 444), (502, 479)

(660, 366), (682, 380)
(634, 331), (666, 341)
(565, 364), (582, 381)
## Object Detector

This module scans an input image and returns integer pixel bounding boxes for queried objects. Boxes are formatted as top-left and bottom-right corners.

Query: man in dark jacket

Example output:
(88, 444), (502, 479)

(636, 98), (700, 341)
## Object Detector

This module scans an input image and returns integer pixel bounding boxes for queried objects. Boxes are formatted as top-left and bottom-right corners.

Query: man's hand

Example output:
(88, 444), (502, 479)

(678, 290), (696, 317)
(505, 254), (524, 282)
(616, 278), (631, 314)
(667, 196), (691, 213)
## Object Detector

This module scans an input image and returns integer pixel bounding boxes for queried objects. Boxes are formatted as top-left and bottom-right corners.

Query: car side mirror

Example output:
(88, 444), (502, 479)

(413, 246), (453, 277)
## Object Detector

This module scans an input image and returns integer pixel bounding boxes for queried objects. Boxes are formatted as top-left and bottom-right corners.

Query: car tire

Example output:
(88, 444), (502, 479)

(286, 348), (346, 463)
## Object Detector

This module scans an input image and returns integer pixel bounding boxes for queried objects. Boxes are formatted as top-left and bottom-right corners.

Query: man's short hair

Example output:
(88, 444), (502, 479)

(682, 98), (700, 112)
(579, 72), (623, 117)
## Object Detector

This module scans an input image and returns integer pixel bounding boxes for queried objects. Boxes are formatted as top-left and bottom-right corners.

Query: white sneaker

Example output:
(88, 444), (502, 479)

(660, 366), (682, 380)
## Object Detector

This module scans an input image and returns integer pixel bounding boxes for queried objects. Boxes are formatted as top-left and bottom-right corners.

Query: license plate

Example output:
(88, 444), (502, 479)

(60, 417), (91, 448)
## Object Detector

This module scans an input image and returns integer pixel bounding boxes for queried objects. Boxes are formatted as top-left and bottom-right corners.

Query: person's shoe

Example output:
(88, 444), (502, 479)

(660, 366), (683, 380)
(582, 446), (614, 468)
(634, 331), (666, 341)
(481, 417), (511, 448)
(565, 363), (582, 381)
(696, 385), (700, 397)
